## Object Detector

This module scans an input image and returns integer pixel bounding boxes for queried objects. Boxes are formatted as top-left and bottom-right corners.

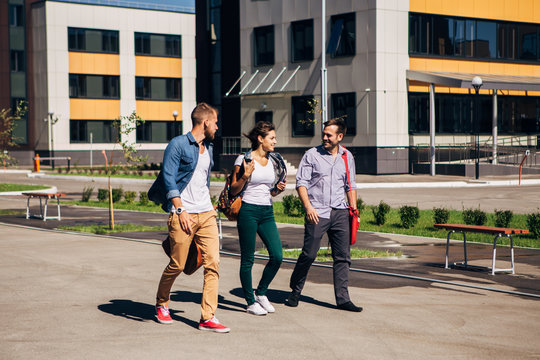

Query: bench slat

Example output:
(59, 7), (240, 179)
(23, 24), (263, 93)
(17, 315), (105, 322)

(22, 192), (66, 198)
(434, 223), (529, 235)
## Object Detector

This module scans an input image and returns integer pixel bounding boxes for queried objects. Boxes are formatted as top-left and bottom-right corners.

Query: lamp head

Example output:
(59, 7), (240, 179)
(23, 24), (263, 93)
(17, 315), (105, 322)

(172, 110), (178, 117)
(472, 76), (483, 92)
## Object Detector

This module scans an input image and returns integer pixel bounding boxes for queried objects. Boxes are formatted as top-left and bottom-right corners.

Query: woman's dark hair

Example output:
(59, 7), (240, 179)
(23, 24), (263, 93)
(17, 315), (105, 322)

(243, 121), (275, 150)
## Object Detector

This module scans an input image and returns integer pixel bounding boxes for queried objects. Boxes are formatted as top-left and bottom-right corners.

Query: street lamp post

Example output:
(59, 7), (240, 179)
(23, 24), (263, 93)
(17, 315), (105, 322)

(46, 111), (56, 169)
(172, 110), (179, 137)
(472, 76), (483, 179)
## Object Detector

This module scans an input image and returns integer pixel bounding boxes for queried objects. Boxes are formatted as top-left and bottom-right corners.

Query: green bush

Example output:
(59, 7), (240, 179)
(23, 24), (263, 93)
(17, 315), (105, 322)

(527, 212), (540, 238)
(97, 188), (108, 202)
(463, 207), (487, 225)
(138, 191), (149, 206)
(399, 205), (420, 229)
(81, 186), (94, 202)
(433, 207), (450, 225)
(111, 187), (123, 203)
(372, 201), (391, 226)
(282, 194), (305, 217)
(124, 191), (137, 204)
(356, 197), (366, 213)
(494, 209), (513, 228)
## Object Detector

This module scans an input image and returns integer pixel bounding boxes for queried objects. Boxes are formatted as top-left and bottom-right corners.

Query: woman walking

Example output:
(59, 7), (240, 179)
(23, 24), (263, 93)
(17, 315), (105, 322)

(230, 121), (287, 315)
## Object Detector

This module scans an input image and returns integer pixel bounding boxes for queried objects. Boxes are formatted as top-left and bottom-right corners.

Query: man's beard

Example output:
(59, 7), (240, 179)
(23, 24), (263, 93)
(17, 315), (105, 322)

(204, 130), (215, 141)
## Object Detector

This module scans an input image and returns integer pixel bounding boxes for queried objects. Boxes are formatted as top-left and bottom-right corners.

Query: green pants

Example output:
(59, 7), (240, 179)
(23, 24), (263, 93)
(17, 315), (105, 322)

(237, 202), (283, 305)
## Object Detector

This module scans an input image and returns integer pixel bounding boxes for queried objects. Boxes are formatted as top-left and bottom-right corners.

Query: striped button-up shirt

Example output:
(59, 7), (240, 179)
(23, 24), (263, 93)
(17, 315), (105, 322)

(296, 145), (356, 219)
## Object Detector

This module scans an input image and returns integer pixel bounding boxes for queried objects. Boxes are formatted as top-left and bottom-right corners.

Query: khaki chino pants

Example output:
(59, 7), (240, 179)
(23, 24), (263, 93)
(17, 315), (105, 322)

(156, 210), (220, 321)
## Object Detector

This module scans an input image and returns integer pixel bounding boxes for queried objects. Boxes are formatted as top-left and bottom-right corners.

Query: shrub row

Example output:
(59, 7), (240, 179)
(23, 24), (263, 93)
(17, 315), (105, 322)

(278, 194), (539, 236)
(81, 186), (149, 205)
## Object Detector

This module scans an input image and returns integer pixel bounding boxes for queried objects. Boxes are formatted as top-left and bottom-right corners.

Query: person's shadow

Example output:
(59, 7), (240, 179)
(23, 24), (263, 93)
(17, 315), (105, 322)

(170, 290), (245, 313)
(229, 288), (336, 310)
(98, 299), (197, 328)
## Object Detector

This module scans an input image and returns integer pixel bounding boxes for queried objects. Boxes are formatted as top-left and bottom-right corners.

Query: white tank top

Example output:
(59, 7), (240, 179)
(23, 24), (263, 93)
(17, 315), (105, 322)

(234, 154), (275, 206)
(180, 147), (214, 213)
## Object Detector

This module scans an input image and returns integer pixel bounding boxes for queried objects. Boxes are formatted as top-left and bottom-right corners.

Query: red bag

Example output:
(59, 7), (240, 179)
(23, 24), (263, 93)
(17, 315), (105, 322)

(342, 150), (360, 245)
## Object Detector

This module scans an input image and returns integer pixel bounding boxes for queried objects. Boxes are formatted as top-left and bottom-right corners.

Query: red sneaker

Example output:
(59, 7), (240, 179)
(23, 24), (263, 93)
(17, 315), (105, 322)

(156, 305), (173, 324)
(198, 317), (230, 333)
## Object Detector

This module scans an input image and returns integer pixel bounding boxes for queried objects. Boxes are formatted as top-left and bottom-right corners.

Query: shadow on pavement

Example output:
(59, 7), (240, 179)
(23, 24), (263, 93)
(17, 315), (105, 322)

(170, 290), (246, 314)
(229, 287), (336, 310)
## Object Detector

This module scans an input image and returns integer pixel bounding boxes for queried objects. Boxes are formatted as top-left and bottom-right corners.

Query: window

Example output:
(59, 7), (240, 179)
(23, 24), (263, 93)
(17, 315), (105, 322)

(254, 25), (274, 66)
(135, 77), (181, 100)
(135, 33), (181, 57)
(11, 97), (27, 145)
(291, 19), (314, 62)
(476, 20), (497, 58)
(408, 92), (540, 135)
(255, 111), (273, 124)
(291, 96), (314, 137)
(9, 5), (24, 27)
(519, 25), (538, 60)
(410, 13), (540, 63)
(69, 74), (120, 99)
(10, 51), (24, 72)
(136, 121), (180, 143)
(70, 120), (117, 143)
(68, 28), (119, 53)
(329, 13), (355, 57)
(331, 92), (356, 136)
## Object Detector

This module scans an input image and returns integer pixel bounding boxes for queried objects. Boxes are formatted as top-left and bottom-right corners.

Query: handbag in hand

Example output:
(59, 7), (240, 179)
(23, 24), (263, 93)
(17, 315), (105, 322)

(342, 149), (360, 245)
(161, 236), (203, 275)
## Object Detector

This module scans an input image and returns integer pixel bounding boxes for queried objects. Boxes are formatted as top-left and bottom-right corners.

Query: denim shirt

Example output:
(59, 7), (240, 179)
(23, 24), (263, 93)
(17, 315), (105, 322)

(296, 145), (356, 219)
(148, 132), (214, 212)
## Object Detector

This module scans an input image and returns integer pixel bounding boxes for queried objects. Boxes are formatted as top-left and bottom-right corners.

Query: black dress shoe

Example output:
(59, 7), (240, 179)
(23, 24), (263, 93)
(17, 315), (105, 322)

(285, 291), (301, 307)
(337, 301), (363, 312)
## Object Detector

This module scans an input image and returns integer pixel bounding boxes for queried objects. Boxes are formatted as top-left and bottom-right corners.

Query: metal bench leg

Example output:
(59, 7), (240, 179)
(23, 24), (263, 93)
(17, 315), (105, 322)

(43, 197), (48, 221)
(54, 196), (61, 221)
(39, 197), (43, 219)
(491, 234), (500, 275)
(463, 231), (468, 266)
(26, 196), (30, 219)
(510, 235), (515, 275)
(445, 230), (455, 269)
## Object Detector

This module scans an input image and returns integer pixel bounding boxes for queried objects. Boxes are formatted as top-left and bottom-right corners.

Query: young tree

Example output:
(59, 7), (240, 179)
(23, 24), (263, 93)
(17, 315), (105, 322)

(0, 101), (27, 168)
(101, 111), (146, 229)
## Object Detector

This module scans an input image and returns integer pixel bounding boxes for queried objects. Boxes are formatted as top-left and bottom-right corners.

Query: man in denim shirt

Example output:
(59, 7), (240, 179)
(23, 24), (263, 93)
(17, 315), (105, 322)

(286, 118), (362, 312)
(149, 103), (230, 332)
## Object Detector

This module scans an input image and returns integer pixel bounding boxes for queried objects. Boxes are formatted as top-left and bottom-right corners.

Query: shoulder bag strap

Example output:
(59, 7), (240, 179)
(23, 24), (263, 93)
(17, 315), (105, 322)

(341, 147), (352, 191)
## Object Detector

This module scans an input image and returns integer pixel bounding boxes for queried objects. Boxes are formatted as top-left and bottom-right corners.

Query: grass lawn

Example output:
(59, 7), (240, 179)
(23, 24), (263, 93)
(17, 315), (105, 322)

(60, 199), (539, 248)
(0, 183), (49, 192)
(51, 171), (226, 182)
(63, 200), (164, 213)
(0, 209), (25, 215)
(58, 223), (166, 234)
(257, 247), (402, 261)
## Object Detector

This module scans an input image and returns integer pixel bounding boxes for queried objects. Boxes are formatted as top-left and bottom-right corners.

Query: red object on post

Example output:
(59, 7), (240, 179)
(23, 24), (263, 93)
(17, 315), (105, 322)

(33, 154), (40, 172)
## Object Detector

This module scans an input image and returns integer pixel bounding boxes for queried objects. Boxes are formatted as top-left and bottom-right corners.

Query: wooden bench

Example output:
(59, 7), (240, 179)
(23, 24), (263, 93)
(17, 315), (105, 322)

(434, 224), (529, 275)
(22, 192), (66, 221)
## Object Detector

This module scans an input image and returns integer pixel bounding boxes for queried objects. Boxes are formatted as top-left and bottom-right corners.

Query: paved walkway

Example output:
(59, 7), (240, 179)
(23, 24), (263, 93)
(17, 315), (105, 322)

(0, 224), (539, 360)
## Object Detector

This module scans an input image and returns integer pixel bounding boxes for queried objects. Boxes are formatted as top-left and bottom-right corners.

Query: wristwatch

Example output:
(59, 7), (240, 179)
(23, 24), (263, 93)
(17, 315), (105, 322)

(175, 207), (185, 215)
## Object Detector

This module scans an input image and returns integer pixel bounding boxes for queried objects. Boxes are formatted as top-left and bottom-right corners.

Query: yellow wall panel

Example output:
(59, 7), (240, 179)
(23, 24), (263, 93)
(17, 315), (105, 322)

(410, 0), (540, 23)
(136, 101), (182, 121)
(70, 99), (120, 120)
(135, 56), (182, 78)
(69, 53), (119, 75)
(410, 58), (540, 77)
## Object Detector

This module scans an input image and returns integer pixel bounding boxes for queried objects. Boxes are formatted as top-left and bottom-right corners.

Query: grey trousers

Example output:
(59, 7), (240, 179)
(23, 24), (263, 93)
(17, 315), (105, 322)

(289, 208), (351, 305)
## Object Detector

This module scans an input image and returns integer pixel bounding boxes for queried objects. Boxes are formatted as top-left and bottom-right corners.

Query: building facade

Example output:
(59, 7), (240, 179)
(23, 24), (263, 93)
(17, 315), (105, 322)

(1, 0), (196, 166)
(224, 0), (539, 174)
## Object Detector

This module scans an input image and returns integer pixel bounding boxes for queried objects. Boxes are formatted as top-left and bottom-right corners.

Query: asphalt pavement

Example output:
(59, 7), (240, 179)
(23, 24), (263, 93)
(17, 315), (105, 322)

(1, 170), (540, 359)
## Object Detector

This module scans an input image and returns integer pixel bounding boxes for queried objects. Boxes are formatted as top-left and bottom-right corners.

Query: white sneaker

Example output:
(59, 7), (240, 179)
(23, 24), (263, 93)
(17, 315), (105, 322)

(254, 293), (275, 313)
(246, 302), (268, 316)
